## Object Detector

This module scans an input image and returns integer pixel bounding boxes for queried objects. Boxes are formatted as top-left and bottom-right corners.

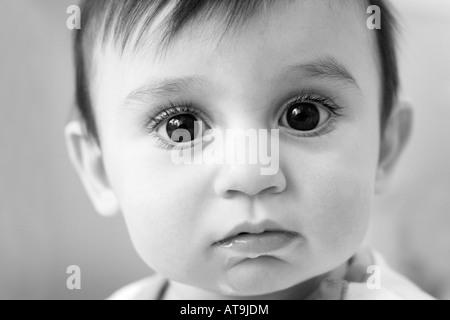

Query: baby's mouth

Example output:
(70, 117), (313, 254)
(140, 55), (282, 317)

(213, 221), (301, 257)
(215, 230), (299, 255)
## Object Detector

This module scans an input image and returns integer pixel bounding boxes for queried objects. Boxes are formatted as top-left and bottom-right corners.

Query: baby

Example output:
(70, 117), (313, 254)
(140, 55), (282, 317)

(65, 0), (434, 300)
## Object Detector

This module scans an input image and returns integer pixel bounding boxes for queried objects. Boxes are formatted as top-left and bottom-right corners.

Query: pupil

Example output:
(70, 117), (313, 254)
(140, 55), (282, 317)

(286, 103), (320, 131)
(166, 114), (196, 142)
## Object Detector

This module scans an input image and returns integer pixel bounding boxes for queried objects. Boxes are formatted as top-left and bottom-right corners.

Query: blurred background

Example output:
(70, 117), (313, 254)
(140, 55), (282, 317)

(0, 0), (449, 300)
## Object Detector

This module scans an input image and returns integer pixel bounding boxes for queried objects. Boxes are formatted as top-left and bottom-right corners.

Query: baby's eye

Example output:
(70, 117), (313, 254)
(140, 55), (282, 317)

(278, 93), (343, 134)
(156, 113), (207, 144)
(279, 102), (329, 132)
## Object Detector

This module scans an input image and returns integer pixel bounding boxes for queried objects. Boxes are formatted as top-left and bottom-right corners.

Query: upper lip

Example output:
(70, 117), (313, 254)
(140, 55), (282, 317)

(213, 220), (299, 245)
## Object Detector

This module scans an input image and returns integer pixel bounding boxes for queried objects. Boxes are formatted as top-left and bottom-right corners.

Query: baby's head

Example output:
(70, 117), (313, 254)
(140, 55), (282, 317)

(66, 0), (413, 299)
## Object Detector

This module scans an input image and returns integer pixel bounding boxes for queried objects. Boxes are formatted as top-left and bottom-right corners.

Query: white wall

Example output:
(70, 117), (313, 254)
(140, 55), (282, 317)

(367, 0), (450, 299)
(0, 0), (149, 300)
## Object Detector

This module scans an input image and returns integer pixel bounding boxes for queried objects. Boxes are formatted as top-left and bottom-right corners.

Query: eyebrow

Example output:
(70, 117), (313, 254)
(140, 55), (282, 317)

(280, 57), (360, 90)
(123, 76), (207, 107)
(123, 57), (359, 107)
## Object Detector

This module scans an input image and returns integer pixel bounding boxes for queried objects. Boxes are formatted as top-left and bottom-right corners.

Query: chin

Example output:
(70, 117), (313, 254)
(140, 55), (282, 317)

(217, 256), (301, 297)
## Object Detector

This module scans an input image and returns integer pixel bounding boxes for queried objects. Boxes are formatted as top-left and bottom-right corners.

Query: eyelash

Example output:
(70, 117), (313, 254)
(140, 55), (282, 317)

(144, 102), (209, 151)
(145, 102), (209, 131)
(279, 92), (344, 138)
(145, 93), (344, 150)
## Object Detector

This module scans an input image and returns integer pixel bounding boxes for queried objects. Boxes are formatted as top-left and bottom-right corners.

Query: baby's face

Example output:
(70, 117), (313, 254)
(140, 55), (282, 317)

(93, 1), (380, 297)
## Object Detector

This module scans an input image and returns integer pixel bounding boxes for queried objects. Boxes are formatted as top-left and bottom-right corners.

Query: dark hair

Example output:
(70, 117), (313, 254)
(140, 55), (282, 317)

(74, 0), (398, 142)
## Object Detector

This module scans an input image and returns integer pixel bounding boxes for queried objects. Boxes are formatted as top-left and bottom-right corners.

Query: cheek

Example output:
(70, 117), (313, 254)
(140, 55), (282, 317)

(283, 129), (379, 262)
(103, 144), (212, 276)
(304, 166), (373, 252)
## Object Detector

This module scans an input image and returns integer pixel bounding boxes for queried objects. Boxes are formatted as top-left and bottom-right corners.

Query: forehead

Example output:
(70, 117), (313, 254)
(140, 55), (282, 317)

(92, 0), (378, 118)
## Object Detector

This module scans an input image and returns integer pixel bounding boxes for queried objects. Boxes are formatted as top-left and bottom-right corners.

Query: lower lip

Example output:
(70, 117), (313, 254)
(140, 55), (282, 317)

(215, 231), (299, 256)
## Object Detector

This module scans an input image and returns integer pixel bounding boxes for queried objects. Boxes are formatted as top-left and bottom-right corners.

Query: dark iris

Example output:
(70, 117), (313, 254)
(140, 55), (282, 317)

(286, 102), (320, 131)
(166, 114), (197, 142)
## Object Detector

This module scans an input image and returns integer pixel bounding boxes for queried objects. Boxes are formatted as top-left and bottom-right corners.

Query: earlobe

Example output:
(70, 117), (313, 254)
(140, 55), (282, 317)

(375, 100), (414, 194)
(64, 121), (120, 217)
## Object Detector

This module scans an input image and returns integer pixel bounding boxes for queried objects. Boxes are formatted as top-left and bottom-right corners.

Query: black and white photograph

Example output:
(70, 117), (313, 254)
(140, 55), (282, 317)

(1, 0), (449, 302)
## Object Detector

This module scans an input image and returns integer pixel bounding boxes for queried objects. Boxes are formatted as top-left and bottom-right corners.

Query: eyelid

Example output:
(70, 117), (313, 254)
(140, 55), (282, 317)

(150, 134), (196, 151)
(145, 101), (211, 133)
(282, 92), (344, 116)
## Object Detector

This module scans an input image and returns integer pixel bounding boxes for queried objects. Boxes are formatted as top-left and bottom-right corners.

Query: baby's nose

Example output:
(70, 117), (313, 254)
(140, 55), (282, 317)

(213, 162), (287, 198)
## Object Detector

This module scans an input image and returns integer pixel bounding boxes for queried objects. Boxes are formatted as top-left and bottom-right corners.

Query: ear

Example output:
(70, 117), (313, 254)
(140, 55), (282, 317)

(375, 100), (414, 194)
(64, 121), (120, 216)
